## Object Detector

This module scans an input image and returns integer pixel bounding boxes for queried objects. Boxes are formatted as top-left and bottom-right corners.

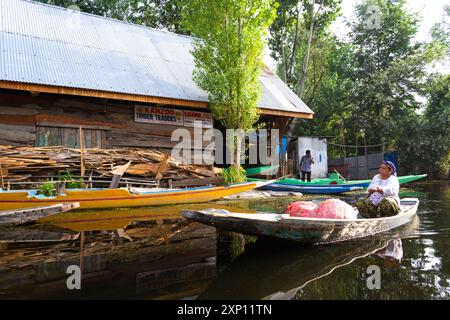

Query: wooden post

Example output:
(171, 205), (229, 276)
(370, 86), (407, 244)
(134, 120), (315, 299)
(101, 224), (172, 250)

(355, 134), (359, 179)
(364, 134), (369, 178)
(274, 118), (289, 178)
(341, 122), (347, 177)
(0, 160), (4, 190)
(79, 126), (85, 188)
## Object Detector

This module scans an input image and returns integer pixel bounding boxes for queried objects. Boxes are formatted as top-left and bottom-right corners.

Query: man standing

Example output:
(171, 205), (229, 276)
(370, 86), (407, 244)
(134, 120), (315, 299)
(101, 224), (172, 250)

(299, 150), (314, 182)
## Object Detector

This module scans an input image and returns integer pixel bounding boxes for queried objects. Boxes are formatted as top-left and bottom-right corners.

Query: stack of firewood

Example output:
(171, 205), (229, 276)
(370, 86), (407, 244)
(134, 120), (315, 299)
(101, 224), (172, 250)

(0, 146), (218, 184)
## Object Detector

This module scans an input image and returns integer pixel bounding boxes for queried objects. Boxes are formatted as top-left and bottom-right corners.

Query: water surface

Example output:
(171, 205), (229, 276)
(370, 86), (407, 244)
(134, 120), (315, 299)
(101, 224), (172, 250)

(0, 181), (448, 299)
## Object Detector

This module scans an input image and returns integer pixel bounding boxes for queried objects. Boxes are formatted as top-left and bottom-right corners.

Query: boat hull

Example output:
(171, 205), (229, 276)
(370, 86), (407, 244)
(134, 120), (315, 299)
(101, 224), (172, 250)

(0, 182), (259, 211)
(245, 165), (279, 177)
(182, 199), (419, 244)
(258, 183), (363, 194)
(266, 174), (428, 188)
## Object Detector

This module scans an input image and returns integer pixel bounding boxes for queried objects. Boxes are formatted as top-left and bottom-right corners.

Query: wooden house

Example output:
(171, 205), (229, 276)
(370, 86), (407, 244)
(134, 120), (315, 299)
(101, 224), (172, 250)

(0, 0), (314, 167)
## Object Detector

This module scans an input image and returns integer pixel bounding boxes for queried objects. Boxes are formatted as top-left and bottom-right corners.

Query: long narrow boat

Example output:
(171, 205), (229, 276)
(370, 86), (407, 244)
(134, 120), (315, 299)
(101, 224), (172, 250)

(0, 181), (264, 211)
(250, 173), (427, 188)
(257, 183), (363, 194)
(0, 203), (80, 226)
(245, 165), (279, 177)
(182, 198), (419, 244)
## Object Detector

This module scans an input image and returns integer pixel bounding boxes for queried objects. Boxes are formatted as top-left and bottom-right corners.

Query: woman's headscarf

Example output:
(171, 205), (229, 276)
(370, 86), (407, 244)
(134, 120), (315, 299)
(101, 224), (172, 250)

(383, 160), (397, 176)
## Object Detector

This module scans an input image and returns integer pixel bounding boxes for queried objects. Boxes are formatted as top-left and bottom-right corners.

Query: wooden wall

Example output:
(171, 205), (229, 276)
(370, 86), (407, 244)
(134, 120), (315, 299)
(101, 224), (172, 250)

(0, 90), (213, 162)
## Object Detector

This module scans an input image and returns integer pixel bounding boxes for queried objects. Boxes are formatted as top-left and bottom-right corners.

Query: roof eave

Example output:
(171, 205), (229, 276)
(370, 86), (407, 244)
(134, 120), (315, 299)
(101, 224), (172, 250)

(0, 80), (314, 119)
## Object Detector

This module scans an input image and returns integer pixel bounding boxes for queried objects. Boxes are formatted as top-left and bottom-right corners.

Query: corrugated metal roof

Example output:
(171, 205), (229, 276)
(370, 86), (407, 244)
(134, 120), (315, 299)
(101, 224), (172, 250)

(0, 0), (314, 116)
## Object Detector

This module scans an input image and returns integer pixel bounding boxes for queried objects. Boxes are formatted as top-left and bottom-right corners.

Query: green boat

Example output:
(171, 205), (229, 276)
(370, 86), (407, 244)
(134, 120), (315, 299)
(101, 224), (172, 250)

(245, 165), (280, 177)
(248, 173), (427, 188)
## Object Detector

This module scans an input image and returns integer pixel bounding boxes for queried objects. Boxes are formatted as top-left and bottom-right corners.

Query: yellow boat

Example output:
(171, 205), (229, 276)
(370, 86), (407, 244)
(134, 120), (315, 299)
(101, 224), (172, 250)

(0, 182), (262, 211)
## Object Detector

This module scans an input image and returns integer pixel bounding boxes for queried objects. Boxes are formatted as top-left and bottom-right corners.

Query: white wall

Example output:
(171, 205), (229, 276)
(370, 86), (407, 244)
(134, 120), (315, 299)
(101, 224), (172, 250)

(297, 137), (328, 178)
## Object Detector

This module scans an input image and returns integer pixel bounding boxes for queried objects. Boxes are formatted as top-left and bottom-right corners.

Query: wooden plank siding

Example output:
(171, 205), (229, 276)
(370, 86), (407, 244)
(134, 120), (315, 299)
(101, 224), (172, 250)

(0, 124), (36, 146)
(0, 90), (215, 162)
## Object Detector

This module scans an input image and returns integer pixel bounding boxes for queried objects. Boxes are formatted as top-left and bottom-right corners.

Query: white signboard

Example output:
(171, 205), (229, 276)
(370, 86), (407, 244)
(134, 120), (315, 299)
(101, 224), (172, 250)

(135, 106), (213, 128)
(183, 110), (213, 128)
(135, 106), (184, 126)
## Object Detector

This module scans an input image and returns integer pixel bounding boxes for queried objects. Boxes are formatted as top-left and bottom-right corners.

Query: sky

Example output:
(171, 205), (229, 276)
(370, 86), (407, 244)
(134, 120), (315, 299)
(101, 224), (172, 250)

(332, 0), (449, 42)
(265, 0), (450, 72)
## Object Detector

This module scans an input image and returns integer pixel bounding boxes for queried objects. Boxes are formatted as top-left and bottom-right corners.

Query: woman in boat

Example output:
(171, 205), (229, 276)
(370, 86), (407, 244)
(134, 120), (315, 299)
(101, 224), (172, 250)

(356, 161), (401, 218)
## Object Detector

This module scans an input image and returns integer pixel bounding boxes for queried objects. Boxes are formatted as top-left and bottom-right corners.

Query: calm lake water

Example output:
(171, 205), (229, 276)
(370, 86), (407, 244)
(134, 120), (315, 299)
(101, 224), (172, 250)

(0, 181), (448, 300)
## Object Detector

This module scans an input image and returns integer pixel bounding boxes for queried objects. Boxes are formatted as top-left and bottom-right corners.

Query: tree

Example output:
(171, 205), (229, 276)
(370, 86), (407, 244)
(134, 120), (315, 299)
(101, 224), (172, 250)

(343, 0), (446, 150)
(269, 0), (341, 140)
(292, 36), (357, 158)
(421, 75), (450, 178)
(290, 0), (447, 176)
(397, 75), (450, 178)
(181, 0), (277, 180)
(268, 0), (341, 94)
(431, 4), (450, 59)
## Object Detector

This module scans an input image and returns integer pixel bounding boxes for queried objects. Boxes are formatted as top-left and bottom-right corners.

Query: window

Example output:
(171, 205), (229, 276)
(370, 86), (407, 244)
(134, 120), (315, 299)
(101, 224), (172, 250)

(36, 126), (105, 148)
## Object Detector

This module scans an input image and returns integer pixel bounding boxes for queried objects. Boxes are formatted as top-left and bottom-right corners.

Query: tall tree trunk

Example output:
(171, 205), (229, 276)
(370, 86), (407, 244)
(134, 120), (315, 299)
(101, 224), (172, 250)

(281, 25), (288, 82)
(288, 4), (302, 81)
(297, 0), (315, 99)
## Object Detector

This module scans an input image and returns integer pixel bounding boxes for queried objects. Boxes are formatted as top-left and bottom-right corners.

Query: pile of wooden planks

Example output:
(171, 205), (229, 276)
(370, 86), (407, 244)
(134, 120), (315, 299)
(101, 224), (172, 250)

(0, 146), (218, 185)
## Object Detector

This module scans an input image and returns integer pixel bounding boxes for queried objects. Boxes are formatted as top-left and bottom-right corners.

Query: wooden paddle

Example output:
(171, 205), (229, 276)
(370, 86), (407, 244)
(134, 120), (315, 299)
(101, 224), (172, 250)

(334, 169), (347, 183)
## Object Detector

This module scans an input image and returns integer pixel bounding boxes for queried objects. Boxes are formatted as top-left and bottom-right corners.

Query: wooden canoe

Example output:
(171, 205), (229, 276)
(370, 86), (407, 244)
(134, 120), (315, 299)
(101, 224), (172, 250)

(250, 174), (428, 188)
(245, 165), (280, 177)
(182, 198), (419, 244)
(0, 181), (264, 211)
(257, 183), (363, 194)
(0, 203), (80, 227)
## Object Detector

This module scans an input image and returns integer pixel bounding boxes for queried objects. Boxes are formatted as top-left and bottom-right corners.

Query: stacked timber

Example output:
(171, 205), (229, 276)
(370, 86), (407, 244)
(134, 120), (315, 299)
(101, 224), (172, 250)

(0, 146), (218, 186)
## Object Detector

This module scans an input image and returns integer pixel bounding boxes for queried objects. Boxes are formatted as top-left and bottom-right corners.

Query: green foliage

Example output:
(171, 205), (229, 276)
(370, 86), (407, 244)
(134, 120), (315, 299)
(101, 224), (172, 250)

(221, 166), (247, 185)
(268, 0), (341, 90)
(181, 0), (276, 167)
(272, 0), (447, 177)
(181, 0), (276, 131)
(38, 182), (56, 197)
(431, 4), (450, 59)
(58, 171), (82, 188)
(395, 75), (450, 178)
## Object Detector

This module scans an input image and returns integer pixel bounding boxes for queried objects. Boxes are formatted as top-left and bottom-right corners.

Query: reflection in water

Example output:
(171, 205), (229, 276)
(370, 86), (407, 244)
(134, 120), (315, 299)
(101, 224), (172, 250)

(39, 203), (256, 232)
(201, 239), (390, 300)
(0, 181), (448, 299)
(201, 214), (419, 300)
(0, 216), (217, 299)
(376, 239), (403, 265)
